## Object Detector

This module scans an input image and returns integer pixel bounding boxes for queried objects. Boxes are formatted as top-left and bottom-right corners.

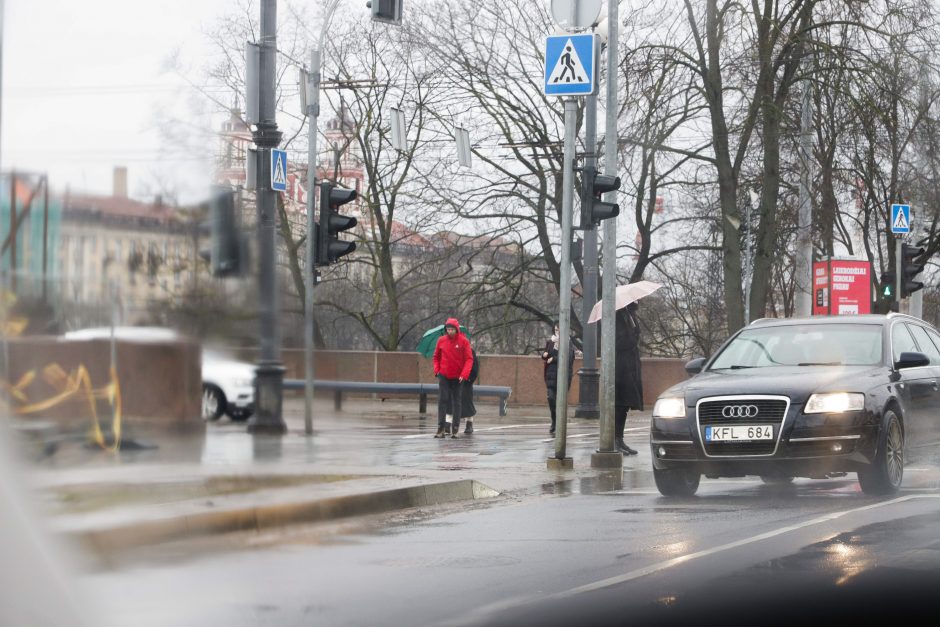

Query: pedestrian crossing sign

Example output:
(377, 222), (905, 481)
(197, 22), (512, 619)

(544, 33), (597, 97)
(271, 149), (288, 192)
(891, 203), (911, 234)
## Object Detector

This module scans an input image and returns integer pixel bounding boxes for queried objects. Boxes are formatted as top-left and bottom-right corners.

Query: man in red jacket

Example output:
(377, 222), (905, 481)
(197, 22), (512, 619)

(432, 317), (474, 438)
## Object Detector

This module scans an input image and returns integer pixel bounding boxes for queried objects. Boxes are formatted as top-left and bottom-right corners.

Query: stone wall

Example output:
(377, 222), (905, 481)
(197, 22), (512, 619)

(274, 349), (690, 408)
(6, 336), (202, 432)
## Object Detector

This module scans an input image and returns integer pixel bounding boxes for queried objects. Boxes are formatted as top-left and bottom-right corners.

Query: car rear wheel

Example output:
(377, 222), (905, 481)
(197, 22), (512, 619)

(653, 467), (701, 497)
(858, 410), (904, 495)
(202, 385), (226, 421)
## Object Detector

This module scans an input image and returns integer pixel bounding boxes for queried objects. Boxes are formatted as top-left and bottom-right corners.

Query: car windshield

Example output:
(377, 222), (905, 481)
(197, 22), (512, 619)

(708, 323), (883, 370)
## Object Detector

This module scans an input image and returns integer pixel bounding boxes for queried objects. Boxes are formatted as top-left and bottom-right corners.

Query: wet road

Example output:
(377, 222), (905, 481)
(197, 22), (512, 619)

(77, 419), (940, 627)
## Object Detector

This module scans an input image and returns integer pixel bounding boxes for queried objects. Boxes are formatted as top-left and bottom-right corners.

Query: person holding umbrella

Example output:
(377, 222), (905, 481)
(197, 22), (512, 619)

(432, 317), (474, 438)
(615, 302), (643, 455)
(589, 281), (660, 455)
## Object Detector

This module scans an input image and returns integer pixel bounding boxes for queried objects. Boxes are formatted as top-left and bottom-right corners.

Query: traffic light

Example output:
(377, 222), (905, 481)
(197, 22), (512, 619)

(901, 243), (926, 297)
(317, 182), (358, 266)
(367, 0), (401, 24)
(880, 271), (895, 299)
(200, 185), (248, 277)
(579, 165), (620, 229)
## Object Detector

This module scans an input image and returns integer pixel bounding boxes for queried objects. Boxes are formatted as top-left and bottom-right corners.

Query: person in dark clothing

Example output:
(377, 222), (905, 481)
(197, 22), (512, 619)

(615, 302), (643, 455)
(461, 348), (479, 434)
(542, 322), (575, 435)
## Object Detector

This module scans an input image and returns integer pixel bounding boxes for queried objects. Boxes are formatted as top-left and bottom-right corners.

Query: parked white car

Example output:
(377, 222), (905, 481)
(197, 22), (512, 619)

(201, 348), (255, 422)
(62, 327), (255, 422)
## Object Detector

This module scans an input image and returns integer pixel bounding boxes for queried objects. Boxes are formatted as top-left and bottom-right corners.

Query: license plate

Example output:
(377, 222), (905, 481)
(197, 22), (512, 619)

(705, 425), (773, 441)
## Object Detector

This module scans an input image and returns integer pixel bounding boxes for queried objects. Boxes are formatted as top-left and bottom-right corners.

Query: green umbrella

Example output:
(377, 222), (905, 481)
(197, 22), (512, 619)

(415, 323), (471, 358)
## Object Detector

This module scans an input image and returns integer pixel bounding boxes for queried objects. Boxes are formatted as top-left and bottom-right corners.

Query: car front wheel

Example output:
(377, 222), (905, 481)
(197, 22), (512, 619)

(858, 409), (904, 495)
(202, 385), (226, 421)
(653, 466), (701, 497)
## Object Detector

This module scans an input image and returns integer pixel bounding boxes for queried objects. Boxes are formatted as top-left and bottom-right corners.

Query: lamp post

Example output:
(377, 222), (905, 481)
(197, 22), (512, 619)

(247, 0), (287, 434)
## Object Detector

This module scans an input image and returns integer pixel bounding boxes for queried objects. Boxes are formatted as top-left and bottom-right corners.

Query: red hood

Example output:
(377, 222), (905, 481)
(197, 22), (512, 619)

(445, 317), (461, 330)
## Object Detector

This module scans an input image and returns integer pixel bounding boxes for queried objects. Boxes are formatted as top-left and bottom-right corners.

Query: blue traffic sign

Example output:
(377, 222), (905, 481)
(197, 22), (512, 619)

(891, 203), (910, 234)
(271, 149), (288, 192)
(544, 34), (597, 97)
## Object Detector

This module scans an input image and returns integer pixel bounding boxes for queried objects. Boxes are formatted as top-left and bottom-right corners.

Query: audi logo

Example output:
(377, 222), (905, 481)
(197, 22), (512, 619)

(722, 405), (759, 418)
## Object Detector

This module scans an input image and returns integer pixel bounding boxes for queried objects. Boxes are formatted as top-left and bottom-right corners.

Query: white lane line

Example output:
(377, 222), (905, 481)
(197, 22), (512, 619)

(401, 424), (535, 439)
(439, 494), (940, 627)
(554, 494), (940, 598)
(403, 424), (650, 440)
(540, 433), (595, 443)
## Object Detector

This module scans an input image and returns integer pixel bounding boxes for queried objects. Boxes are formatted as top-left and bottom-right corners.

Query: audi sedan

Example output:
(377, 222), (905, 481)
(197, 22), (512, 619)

(650, 313), (940, 497)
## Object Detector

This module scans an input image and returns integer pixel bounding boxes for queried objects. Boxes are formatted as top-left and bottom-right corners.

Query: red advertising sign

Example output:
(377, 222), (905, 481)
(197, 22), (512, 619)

(812, 258), (871, 316)
(813, 261), (829, 316)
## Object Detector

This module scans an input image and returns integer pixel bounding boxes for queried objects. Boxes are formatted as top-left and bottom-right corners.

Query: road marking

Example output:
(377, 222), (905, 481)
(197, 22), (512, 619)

(439, 494), (940, 626)
(403, 424), (650, 441)
(401, 424), (535, 439)
(553, 494), (940, 598)
(540, 433), (595, 443)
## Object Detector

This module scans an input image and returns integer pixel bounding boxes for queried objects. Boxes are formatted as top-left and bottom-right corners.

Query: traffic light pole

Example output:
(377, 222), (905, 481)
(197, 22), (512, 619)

(248, 0), (287, 435)
(576, 93), (600, 420)
(591, 0), (621, 469)
(303, 47), (322, 436)
(896, 236), (903, 310)
(548, 97), (578, 470)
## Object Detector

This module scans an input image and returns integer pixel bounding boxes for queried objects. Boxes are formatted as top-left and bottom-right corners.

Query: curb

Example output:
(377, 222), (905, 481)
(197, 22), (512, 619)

(73, 479), (501, 555)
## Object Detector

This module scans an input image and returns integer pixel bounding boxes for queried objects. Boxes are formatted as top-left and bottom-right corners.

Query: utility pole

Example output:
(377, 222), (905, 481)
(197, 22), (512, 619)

(549, 96), (577, 469)
(303, 48), (321, 436)
(592, 0), (621, 470)
(794, 82), (814, 317)
(301, 0), (341, 436)
(247, 0), (287, 434)
(911, 54), (930, 319)
(0, 0), (7, 381)
(576, 93), (600, 419)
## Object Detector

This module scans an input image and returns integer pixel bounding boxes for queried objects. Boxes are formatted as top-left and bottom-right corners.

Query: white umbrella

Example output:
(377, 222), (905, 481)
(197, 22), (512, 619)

(587, 281), (662, 324)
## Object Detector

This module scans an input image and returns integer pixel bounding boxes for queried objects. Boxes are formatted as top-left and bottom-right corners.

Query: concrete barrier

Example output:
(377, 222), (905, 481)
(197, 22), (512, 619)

(7, 336), (202, 432)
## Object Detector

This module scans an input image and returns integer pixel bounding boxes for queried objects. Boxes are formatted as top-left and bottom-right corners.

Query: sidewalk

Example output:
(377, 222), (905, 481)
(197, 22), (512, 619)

(17, 397), (653, 558)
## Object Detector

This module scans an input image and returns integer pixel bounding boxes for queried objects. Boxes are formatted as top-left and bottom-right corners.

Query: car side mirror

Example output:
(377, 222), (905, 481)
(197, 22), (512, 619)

(685, 357), (707, 376)
(895, 351), (930, 370)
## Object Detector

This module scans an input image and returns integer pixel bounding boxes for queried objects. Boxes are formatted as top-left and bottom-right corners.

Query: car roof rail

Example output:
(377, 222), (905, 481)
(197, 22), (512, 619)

(749, 318), (774, 325)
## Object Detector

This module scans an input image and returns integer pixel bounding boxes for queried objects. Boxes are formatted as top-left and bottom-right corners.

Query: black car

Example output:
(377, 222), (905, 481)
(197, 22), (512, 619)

(650, 313), (940, 497)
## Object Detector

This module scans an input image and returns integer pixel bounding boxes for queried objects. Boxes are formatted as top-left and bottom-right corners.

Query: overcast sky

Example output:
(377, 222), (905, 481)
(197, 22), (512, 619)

(2, 0), (235, 204)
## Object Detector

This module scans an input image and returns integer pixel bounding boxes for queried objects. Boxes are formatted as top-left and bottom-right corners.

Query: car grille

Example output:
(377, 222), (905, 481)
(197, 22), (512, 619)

(698, 397), (789, 457)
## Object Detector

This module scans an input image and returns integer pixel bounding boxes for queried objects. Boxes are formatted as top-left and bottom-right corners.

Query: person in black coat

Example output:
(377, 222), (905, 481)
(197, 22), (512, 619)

(461, 348), (479, 434)
(615, 302), (643, 455)
(542, 322), (575, 435)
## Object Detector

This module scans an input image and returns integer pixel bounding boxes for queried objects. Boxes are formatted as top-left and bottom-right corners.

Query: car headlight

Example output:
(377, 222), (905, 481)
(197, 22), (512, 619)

(653, 397), (686, 418)
(804, 392), (864, 414)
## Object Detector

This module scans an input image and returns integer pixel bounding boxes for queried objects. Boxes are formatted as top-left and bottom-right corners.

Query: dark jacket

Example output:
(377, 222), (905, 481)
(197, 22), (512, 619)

(615, 308), (644, 410)
(542, 337), (575, 392)
(461, 349), (479, 418)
